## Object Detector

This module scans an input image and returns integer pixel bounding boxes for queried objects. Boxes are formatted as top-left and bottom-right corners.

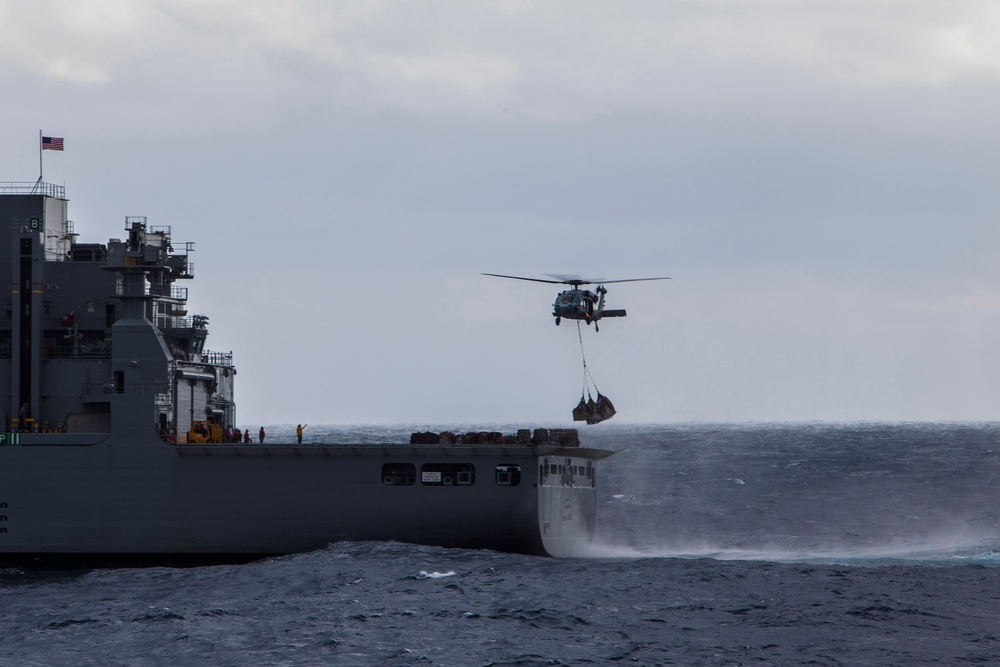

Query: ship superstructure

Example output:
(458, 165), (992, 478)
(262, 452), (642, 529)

(0, 182), (231, 439)
(0, 181), (610, 566)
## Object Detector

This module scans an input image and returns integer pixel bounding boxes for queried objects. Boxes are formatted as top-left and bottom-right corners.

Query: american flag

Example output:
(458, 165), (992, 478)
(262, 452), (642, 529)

(42, 136), (64, 151)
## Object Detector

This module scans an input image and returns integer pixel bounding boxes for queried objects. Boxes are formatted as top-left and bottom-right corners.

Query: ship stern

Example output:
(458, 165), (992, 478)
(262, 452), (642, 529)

(536, 448), (610, 557)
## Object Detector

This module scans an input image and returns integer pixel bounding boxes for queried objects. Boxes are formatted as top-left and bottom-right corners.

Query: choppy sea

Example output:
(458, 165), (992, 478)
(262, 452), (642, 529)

(2, 423), (998, 666)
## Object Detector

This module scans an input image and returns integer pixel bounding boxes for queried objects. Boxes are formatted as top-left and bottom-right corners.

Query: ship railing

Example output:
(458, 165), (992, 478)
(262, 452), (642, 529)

(156, 315), (196, 330)
(68, 243), (109, 263)
(83, 380), (170, 396)
(203, 350), (234, 367)
(157, 314), (209, 330)
(149, 284), (188, 301)
(0, 181), (66, 198)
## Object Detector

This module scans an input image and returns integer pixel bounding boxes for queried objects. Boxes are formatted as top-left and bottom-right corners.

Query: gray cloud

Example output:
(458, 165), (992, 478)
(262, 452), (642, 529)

(2, 1), (999, 424)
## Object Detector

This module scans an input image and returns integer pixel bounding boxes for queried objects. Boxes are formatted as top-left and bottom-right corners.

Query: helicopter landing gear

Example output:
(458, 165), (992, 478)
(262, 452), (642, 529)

(555, 316), (561, 326)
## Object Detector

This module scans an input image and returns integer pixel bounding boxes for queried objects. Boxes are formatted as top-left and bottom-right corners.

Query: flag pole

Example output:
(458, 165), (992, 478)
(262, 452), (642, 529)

(33, 130), (44, 193)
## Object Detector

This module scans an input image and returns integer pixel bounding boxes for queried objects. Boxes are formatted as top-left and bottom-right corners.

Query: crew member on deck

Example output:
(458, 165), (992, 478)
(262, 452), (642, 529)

(296, 424), (306, 444)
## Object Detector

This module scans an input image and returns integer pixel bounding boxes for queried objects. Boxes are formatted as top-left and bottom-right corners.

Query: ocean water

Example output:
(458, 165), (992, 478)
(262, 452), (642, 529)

(2, 423), (999, 666)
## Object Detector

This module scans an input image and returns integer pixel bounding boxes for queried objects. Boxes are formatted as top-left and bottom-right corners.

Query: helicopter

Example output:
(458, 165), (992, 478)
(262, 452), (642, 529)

(482, 273), (671, 331)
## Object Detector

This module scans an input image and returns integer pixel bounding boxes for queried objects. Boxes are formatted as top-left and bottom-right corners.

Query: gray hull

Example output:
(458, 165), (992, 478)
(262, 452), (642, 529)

(0, 434), (607, 565)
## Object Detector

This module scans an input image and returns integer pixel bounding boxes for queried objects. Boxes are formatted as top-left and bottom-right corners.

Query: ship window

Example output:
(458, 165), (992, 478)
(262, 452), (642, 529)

(382, 463), (416, 486)
(549, 464), (558, 475)
(495, 464), (521, 486)
(421, 463), (475, 486)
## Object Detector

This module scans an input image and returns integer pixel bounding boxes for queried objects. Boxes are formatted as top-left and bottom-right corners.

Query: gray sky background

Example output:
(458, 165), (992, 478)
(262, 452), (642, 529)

(3, 1), (1000, 425)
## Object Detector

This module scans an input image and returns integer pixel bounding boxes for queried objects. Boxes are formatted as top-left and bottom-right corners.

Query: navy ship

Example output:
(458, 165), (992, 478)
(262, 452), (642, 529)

(0, 181), (613, 567)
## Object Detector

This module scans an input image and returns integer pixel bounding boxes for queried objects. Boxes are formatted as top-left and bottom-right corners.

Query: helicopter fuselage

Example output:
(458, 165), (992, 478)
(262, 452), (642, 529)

(553, 287), (626, 326)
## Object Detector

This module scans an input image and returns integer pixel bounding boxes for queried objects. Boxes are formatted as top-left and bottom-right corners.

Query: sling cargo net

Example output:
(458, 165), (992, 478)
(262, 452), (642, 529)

(572, 392), (616, 425)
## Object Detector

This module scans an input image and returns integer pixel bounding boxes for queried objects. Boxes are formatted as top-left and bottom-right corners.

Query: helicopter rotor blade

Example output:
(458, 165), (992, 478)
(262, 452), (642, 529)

(545, 273), (590, 284)
(597, 277), (672, 285)
(481, 273), (568, 285)
(484, 273), (671, 286)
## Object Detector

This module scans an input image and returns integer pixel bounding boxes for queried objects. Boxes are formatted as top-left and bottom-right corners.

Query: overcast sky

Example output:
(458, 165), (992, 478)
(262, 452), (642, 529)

(3, 1), (1000, 425)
